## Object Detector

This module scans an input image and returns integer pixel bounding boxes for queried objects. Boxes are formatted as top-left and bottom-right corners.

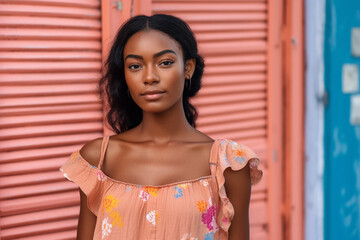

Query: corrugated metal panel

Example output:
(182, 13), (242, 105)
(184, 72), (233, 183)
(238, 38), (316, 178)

(152, 0), (269, 239)
(0, 0), (102, 239)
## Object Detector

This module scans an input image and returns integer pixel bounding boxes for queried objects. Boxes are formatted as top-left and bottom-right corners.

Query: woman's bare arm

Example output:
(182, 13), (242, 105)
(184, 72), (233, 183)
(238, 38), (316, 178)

(76, 137), (103, 239)
(224, 162), (252, 240)
(77, 190), (97, 239)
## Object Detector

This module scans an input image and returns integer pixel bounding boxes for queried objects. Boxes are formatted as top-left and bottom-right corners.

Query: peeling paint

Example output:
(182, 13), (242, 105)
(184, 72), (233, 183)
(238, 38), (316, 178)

(355, 126), (360, 140)
(339, 158), (360, 237)
(354, 159), (360, 237)
(355, 127), (360, 237)
(333, 128), (348, 157)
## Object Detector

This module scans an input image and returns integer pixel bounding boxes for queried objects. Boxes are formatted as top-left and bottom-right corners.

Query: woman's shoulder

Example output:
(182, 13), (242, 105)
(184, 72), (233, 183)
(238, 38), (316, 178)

(79, 137), (104, 167)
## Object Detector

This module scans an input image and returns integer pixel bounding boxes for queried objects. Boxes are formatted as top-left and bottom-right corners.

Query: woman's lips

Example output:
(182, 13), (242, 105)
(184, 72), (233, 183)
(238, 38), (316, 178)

(141, 91), (166, 100)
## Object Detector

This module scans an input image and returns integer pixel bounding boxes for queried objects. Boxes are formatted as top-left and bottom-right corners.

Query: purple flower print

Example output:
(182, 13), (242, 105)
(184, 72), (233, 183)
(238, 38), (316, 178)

(201, 206), (216, 230)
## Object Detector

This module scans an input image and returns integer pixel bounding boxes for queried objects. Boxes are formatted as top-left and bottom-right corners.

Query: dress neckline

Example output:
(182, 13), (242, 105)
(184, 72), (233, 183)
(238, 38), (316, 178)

(76, 139), (220, 188)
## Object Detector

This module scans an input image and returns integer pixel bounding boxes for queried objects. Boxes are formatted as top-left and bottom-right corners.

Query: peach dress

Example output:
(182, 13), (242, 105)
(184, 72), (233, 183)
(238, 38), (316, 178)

(60, 136), (262, 240)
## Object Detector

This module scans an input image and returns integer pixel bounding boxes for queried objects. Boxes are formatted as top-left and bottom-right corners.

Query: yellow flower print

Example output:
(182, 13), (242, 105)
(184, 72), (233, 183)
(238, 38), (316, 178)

(145, 187), (158, 197)
(177, 183), (189, 189)
(102, 195), (120, 213)
(109, 211), (124, 228)
(196, 200), (208, 213)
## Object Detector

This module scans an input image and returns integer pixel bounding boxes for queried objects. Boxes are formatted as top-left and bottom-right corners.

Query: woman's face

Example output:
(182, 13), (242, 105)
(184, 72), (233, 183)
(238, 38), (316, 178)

(123, 29), (193, 113)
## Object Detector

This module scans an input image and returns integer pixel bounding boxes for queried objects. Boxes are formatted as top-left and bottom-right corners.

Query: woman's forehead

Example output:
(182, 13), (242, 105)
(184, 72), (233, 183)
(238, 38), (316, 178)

(124, 29), (183, 57)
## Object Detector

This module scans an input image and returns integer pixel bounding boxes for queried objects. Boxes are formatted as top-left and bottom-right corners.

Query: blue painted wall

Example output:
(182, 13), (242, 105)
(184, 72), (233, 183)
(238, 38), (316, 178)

(324, 0), (360, 239)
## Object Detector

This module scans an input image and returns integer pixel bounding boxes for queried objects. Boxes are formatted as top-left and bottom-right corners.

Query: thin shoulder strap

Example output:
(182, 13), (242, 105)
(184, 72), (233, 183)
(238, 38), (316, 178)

(209, 139), (219, 176)
(98, 135), (110, 169)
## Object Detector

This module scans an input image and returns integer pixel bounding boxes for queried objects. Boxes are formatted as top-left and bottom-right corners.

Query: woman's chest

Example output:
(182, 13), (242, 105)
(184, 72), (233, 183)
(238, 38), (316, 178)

(102, 142), (213, 186)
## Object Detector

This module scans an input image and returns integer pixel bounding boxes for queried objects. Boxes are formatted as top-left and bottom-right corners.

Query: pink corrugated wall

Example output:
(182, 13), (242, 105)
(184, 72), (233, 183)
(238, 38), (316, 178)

(0, 0), (297, 239)
(0, 0), (103, 239)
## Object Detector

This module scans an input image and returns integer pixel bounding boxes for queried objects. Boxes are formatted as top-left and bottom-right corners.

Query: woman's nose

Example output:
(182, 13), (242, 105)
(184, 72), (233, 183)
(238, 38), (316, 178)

(144, 65), (160, 85)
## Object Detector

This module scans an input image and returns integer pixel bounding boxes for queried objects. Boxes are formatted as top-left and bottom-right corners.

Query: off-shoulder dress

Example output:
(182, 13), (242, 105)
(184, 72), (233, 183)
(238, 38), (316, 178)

(60, 136), (262, 240)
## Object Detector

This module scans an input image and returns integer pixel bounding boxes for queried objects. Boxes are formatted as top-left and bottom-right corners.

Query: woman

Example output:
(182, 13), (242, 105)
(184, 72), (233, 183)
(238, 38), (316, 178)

(60, 14), (262, 240)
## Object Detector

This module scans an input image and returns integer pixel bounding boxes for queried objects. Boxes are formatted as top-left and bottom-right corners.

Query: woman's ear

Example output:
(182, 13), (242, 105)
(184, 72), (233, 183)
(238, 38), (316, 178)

(185, 58), (196, 79)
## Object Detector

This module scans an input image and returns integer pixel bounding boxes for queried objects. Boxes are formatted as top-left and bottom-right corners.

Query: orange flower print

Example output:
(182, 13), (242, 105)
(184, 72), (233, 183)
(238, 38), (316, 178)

(145, 187), (158, 197)
(233, 149), (246, 164)
(102, 195), (119, 213)
(196, 200), (208, 213)
(233, 149), (245, 157)
(72, 151), (80, 161)
(109, 211), (124, 228)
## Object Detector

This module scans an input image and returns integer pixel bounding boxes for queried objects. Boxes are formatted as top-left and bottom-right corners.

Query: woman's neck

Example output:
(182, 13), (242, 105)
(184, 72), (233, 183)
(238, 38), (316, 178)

(138, 101), (194, 143)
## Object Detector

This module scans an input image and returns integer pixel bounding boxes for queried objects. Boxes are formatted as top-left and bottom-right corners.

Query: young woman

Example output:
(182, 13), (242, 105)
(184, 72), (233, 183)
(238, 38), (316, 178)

(60, 14), (262, 240)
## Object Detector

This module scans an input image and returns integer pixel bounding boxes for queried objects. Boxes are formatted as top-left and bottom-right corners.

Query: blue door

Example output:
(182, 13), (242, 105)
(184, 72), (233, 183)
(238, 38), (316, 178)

(324, 0), (360, 239)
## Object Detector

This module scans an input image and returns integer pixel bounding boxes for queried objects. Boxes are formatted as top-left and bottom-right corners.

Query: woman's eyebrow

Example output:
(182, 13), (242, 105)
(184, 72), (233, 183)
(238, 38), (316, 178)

(125, 49), (177, 61)
(125, 54), (143, 61)
(153, 49), (177, 58)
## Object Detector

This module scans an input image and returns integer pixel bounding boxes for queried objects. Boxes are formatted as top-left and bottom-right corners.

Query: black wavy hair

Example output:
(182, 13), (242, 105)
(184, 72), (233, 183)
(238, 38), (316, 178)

(99, 14), (205, 133)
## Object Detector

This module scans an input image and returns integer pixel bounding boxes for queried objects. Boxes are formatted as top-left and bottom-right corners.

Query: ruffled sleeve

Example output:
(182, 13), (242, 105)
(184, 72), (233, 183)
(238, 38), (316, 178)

(214, 139), (262, 233)
(59, 151), (107, 216)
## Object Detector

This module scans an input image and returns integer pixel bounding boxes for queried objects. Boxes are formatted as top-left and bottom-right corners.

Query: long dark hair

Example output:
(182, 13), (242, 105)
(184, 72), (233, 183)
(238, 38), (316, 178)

(99, 14), (205, 133)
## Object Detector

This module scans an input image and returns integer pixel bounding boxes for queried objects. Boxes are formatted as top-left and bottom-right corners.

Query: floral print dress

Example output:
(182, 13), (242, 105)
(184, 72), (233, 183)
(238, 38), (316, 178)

(60, 136), (262, 240)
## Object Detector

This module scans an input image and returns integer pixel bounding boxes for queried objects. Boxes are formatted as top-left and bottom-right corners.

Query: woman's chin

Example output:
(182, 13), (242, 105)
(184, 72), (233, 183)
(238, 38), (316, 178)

(140, 104), (170, 114)
(136, 98), (183, 114)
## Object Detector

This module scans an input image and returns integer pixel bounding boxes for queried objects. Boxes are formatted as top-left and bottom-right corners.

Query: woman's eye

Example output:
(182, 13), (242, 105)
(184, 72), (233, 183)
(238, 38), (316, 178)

(159, 60), (174, 66)
(129, 64), (141, 70)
